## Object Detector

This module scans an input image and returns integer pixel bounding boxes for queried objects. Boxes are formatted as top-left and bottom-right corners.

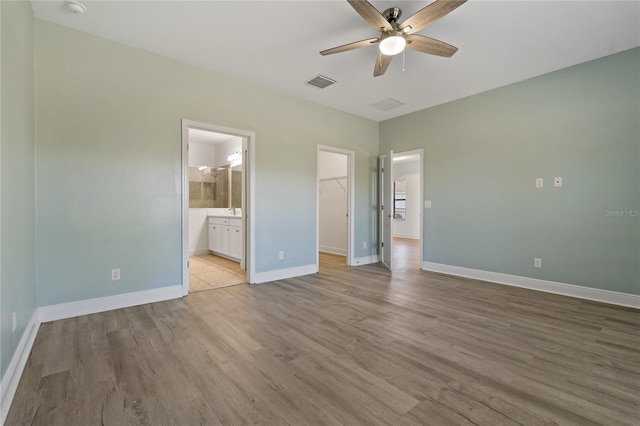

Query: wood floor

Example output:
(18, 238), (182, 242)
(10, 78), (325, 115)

(391, 237), (421, 271)
(6, 249), (639, 425)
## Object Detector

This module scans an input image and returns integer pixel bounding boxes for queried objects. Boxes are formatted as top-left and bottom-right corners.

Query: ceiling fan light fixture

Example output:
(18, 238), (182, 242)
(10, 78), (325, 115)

(379, 33), (406, 56)
(319, 0), (467, 76)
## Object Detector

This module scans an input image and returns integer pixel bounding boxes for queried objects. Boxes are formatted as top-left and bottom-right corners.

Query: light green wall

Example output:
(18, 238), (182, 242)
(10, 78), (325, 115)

(2, 3), (638, 393)
(381, 48), (640, 295)
(35, 20), (379, 306)
(1, 0), (37, 380)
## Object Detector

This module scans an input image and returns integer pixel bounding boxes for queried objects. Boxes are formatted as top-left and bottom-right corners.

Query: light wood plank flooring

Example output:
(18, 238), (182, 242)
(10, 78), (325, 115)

(392, 237), (421, 271)
(6, 254), (639, 425)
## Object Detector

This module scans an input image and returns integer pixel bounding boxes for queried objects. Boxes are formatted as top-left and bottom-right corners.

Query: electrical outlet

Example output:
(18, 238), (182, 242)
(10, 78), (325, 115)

(363, 242), (367, 249)
(278, 251), (284, 260)
(534, 258), (542, 269)
(535, 178), (543, 188)
(111, 268), (121, 280)
(12, 311), (17, 333)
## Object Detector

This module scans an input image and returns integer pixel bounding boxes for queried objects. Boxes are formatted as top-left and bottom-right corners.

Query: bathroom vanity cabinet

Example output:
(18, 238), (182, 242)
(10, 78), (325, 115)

(208, 216), (242, 261)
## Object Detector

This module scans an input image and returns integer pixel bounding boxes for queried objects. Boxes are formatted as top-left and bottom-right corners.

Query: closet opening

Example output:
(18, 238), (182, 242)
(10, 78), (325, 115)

(317, 146), (355, 270)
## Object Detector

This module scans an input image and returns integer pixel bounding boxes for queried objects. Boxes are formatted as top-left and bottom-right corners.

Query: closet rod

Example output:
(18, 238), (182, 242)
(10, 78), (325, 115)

(319, 176), (347, 182)
(319, 176), (347, 192)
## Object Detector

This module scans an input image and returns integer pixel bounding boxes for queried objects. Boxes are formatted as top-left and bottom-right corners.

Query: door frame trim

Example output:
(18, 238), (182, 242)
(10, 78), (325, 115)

(316, 145), (355, 267)
(181, 119), (256, 295)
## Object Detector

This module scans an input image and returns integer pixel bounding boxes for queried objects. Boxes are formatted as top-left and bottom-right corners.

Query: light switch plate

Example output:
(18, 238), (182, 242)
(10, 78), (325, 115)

(536, 178), (543, 188)
(554, 177), (562, 187)
(424, 200), (432, 208)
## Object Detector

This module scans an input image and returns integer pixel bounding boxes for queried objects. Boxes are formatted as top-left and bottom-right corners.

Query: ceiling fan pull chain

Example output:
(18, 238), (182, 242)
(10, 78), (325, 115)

(402, 48), (406, 75)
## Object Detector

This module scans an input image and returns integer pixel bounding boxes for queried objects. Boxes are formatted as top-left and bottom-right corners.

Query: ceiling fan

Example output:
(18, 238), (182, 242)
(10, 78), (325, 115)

(320, 0), (467, 77)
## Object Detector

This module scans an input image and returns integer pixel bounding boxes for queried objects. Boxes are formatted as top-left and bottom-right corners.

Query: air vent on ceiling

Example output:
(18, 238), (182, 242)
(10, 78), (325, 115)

(368, 97), (405, 111)
(305, 75), (336, 89)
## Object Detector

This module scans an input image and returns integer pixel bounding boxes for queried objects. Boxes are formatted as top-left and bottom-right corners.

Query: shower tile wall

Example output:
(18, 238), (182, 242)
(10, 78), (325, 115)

(232, 170), (242, 207)
(189, 166), (228, 208)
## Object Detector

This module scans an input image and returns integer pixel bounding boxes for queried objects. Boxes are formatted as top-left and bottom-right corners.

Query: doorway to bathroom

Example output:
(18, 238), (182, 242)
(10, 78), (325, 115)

(317, 145), (355, 269)
(181, 120), (255, 295)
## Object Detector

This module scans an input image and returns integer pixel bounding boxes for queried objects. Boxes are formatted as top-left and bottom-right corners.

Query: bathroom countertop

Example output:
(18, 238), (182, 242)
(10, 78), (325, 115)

(207, 214), (242, 218)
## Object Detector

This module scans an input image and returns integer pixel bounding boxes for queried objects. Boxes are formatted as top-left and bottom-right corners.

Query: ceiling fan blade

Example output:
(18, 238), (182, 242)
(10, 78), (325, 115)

(320, 38), (380, 56)
(347, 0), (392, 32)
(405, 34), (458, 57)
(373, 51), (392, 77)
(399, 0), (467, 35)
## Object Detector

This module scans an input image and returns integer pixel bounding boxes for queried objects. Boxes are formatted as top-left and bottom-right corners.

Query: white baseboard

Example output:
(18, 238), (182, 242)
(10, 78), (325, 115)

(38, 285), (184, 323)
(1, 311), (40, 426)
(353, 255), (380, 266)
(189, 248), (210, 256)
(251, 264), (318, 284)
(393, 234), (420, 239)
(422, 262), (640, 309)
(319, 246), (347, 256)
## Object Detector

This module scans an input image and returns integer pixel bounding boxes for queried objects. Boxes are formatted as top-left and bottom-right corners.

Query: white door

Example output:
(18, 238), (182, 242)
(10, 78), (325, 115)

(380, 151), (393, 269)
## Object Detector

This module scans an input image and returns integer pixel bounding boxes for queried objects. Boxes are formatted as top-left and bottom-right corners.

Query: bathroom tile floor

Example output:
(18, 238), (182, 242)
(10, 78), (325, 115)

(189, 254), (246, 293)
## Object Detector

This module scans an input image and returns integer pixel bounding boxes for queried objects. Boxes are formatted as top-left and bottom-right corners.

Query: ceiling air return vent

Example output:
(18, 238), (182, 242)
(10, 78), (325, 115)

(368, 97), (405, 111)
(305, 75), (336, 89)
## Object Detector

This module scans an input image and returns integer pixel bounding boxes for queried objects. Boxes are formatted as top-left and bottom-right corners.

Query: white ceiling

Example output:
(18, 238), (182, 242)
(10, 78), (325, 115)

(31, 1), (640, 122)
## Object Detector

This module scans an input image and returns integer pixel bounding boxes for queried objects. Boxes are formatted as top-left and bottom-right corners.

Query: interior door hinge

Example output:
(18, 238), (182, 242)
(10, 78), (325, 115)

(381, 242), (384, 247)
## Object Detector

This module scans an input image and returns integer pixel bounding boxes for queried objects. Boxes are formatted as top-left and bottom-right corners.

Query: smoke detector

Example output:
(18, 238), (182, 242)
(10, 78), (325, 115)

(66, 1), (86, 15)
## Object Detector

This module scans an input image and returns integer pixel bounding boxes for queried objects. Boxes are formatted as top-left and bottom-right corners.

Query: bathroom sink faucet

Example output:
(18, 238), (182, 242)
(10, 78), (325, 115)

(229, 207), (236, 215)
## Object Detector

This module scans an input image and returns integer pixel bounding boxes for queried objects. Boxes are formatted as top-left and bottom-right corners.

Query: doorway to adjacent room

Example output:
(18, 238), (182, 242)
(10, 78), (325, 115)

(380, 149), (424, 272)
(317, 145), (355, 269)
(391, 150), (423, 272)
(181, 120), (255, 295)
